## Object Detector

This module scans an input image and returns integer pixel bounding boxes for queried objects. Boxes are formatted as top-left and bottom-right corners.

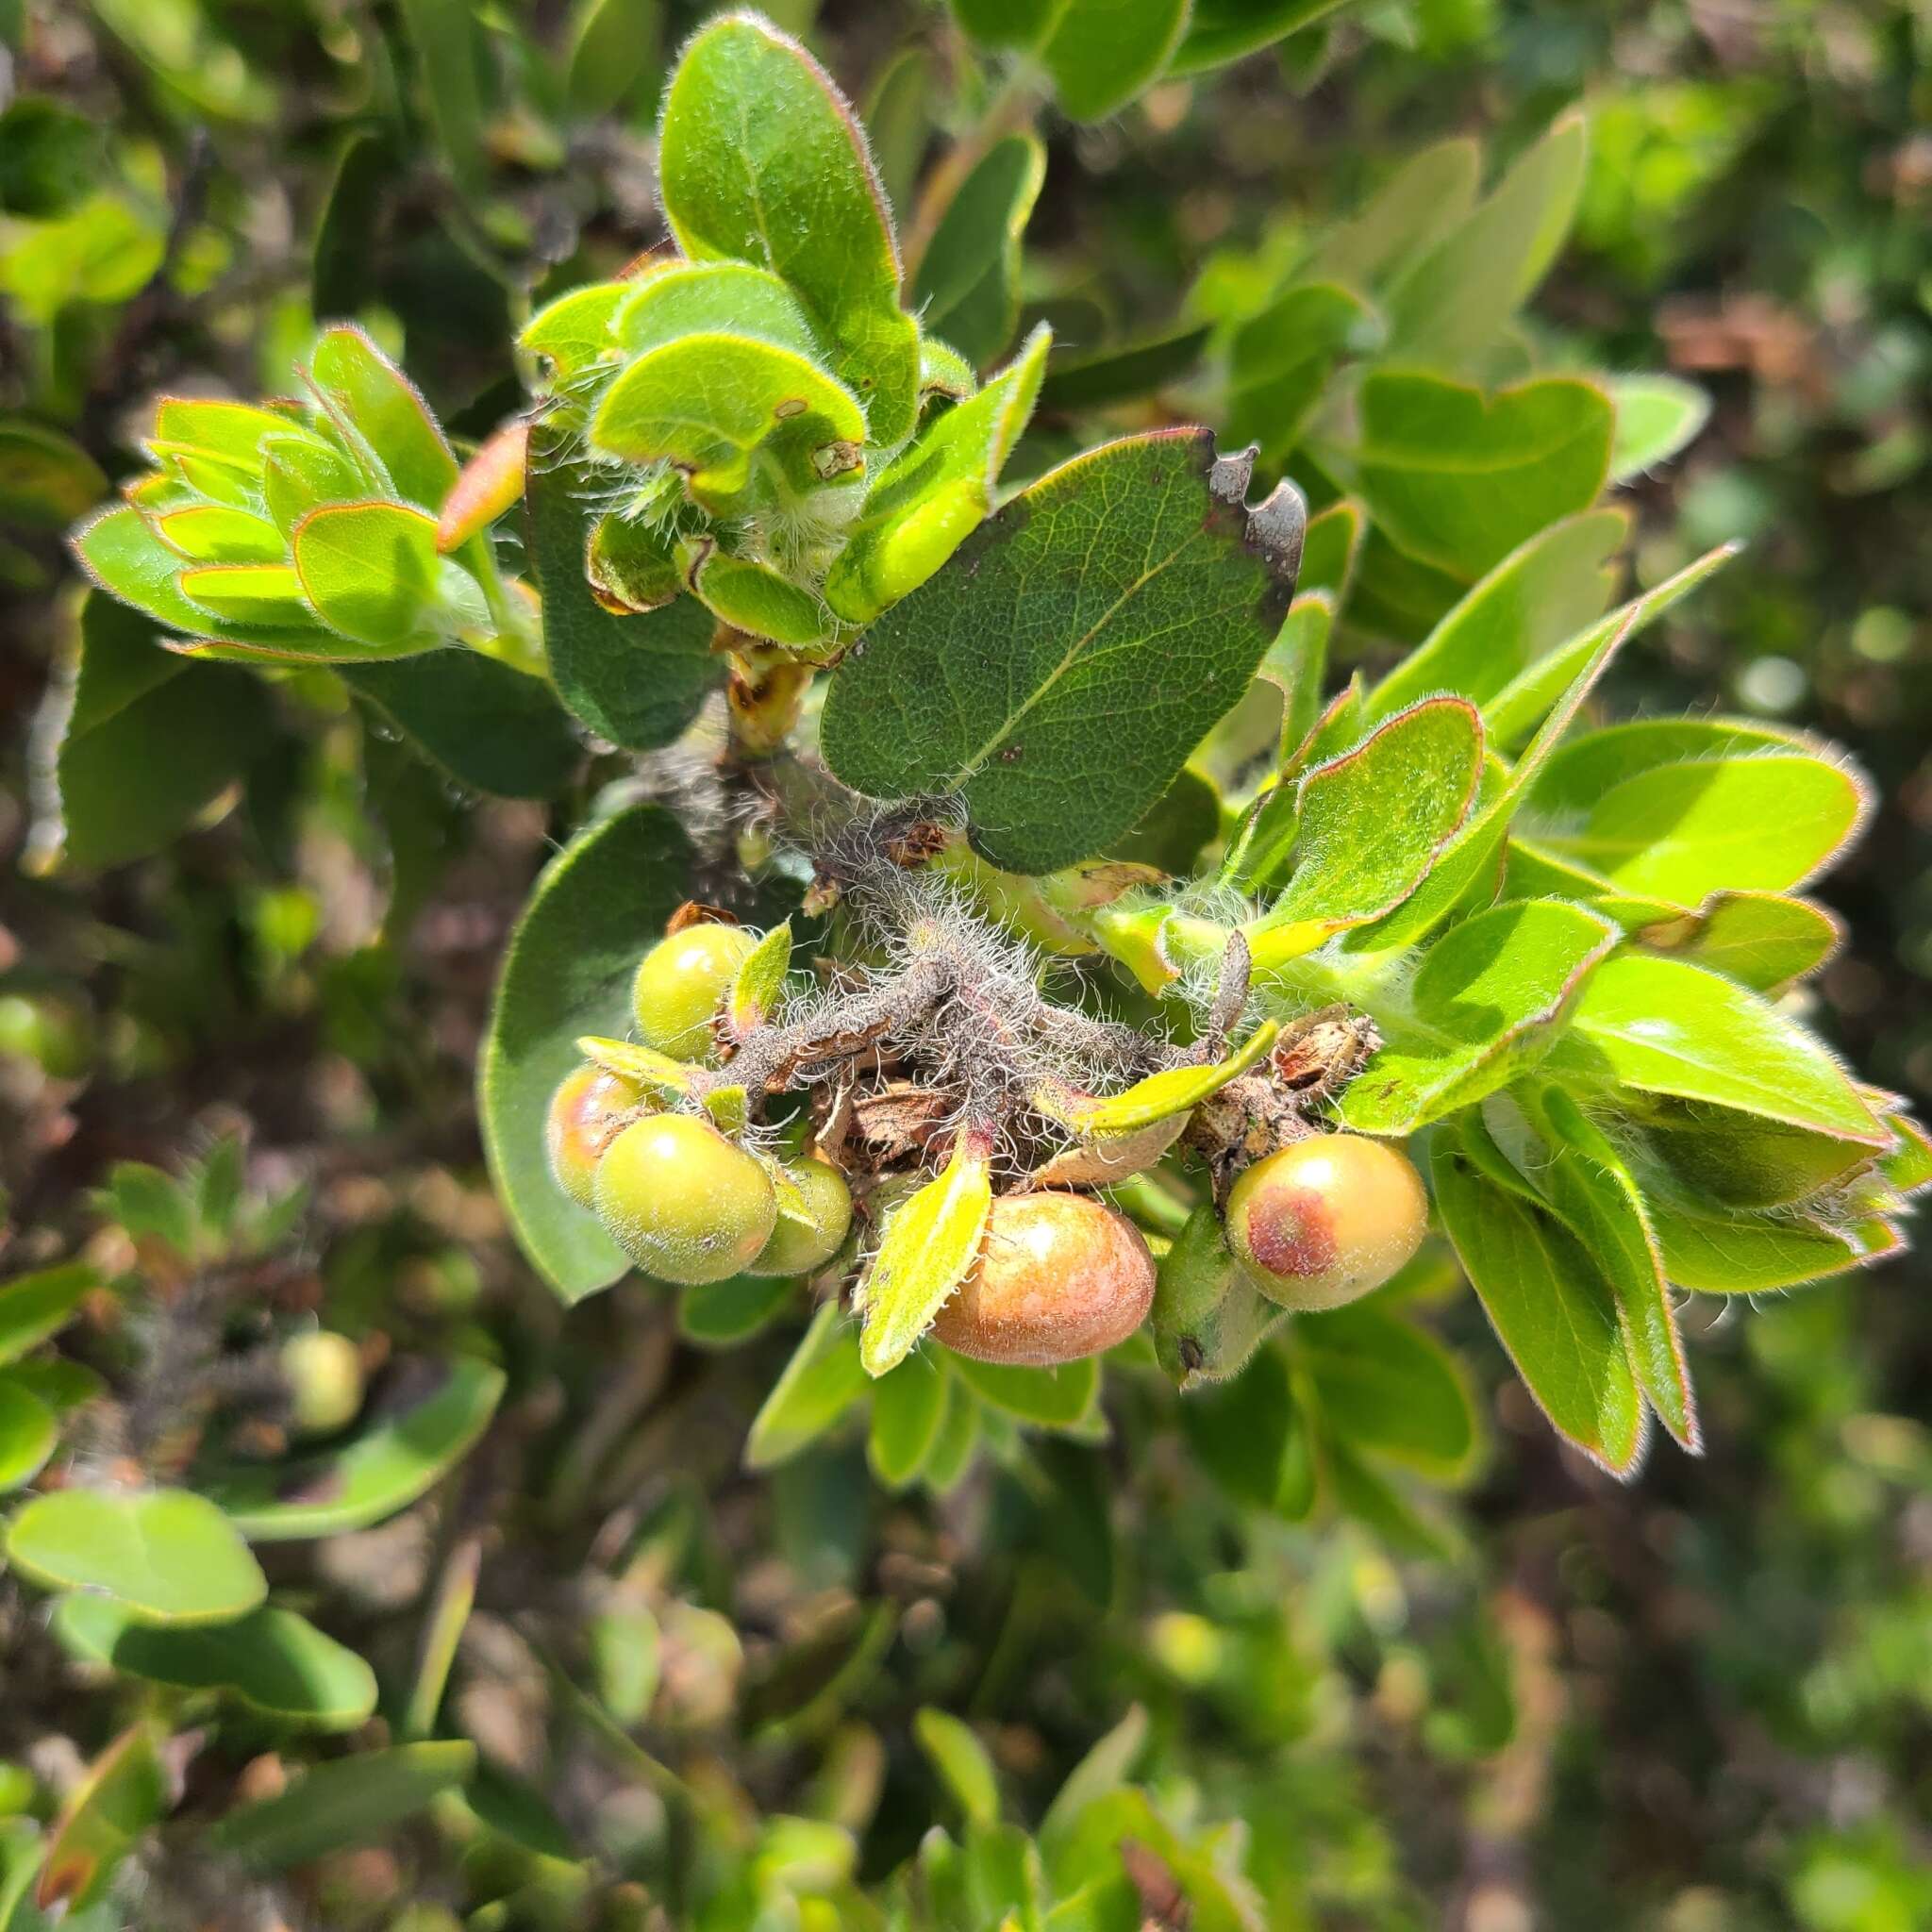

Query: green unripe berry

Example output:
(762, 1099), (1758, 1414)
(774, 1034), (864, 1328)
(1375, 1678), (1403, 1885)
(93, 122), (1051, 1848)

(1225, 1135), (1427, 1311)
(593, 1114), (776, 1285)
(546, 1064), (646, 1207)
(749, 1156), (854, 1277)
(280, 1329), (365, 1436)
(631, 924), (757, 1061)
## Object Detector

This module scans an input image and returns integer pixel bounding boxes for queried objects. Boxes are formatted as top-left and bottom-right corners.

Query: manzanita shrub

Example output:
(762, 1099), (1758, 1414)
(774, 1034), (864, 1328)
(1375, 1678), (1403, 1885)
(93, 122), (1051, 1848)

(57, 11), (1927, 1487)
(8, 1), (1929, 1921)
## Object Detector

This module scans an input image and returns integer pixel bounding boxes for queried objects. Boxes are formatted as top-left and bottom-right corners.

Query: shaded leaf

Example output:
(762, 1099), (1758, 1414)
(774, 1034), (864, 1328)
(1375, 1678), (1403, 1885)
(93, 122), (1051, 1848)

(948, 1353), (1099, 1427)
(913, 134), (1044, 370)
(203, 1356), (505, 1539)
(209, 1741), (476, 1870)
(744, 1302), (869, 1471)
(869, 1350), (948, 1489)
(0, 1260), (96, 1362)
(35, 1724), (165, 1915)
(1299, 1303), (1478, 1477)
(479, 805), (693, 1301)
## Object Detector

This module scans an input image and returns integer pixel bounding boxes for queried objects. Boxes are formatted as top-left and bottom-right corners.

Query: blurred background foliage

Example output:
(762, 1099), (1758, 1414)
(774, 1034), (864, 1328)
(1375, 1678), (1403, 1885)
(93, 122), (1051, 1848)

(0, 0), (1927, 1926)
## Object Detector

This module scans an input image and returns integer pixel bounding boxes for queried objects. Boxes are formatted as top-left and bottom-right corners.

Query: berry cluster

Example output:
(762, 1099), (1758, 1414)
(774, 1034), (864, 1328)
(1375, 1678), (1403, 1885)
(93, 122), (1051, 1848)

(544, 898), (1429, 1377)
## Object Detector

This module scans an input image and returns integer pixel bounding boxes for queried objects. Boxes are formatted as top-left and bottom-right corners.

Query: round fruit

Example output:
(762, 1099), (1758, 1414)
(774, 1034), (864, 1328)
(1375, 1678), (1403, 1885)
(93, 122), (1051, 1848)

(545, 1064), (645, 1207)
(1225, 1134), (1427, 1311)
(631, 923), (757, 1061)
(280, 1329), (365, 1436)
(593, 1114), (777, 1286)
(930, 1191), (1156, 1367)
(749, 1156), (854, 1277)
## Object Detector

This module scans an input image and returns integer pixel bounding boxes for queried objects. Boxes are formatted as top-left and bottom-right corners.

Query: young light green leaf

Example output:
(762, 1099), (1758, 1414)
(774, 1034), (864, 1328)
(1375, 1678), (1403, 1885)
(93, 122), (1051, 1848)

(290, 501), (449, 649)
(306, 325), (458, 510)
(1241, 696), (1483, 935)
(1481, 543), (1740, 750)
(869, 1349), (947, 1489)
(914, 1708), (1000, 1826)
(658, 13), (919, 445)
(823, 432), (1303, 874)
(824, 325), (1049, 624)
(1224, 281), (1378, 462)
(744, 1301), (869, 1471)
(1040, 1020), (1279, 1136)
(614, 259), (822, 362)
(1607, 373), (1710, 481)
(201, 1356), (505, 1539)
(52, 1598), (378, 1730)
(914, 134), (1044, 371)
(34, 1723), (166, 1916)
(1521, 1088), (1698, 1451)
(683, 541), (836, 647)
(1524, 751), (1871, 904)
(71, 504), (341, 658)
(1431, 1135), (1646, 1476)
(153, 504), (286, 562)
(1556, 953), (1887, 1145)
(590, 333), (867, 512)
(209, 1741), (476, 1870)
(1632, 891), (1842, 992)
(520, 279), (631, 386)
(728, 921), (793, 1036)
(1364, 509), (1625, 722)
(1381, 109), (1588, 365)
(525, 424), (720, 751)
(858, 1143), (993, 1376)
(1357, 371), (1615, 582)
(5, 1488), (267, 1625)
(0, 1261), (96, 1361)
(1336, 899), (1620, 1134)
(575, 1034), (701, 1101)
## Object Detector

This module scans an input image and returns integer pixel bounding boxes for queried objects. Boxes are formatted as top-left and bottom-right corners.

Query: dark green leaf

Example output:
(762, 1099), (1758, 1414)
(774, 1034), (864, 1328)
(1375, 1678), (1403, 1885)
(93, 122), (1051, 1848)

(1224, 282), (1377, 462)
(1299, 1303), (1477, 1477)
(1431, 1136), (1646, 1475)
(525, 425), (721, 750)
(913, 135), (1045, 370)
(0, 416), (106, 525)
(478, 804), (693, 1301)
(342, 650), (580, 800)
(744, 1302), (869, 1471)
(823, 432), (1302, 874)
(868, 1350), (948, 1488)
(209, 1741), (476, 1870)
(1035, 322), (1210, 412)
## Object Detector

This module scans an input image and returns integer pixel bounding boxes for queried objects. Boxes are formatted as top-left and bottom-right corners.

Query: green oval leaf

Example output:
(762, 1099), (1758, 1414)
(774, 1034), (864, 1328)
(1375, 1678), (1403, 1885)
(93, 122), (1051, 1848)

(52, 1597), (378, 1730)
(658, 14), (919, 446)
(5, 1488), (266, 1625)
(0, 1259), (95, 1362)
(868, 1350), (948, 1490)
(290, 501), (447, 649)
(202, 1355), (505, 1540)
(0, 1379), (56, 1491)
(744, 1301), (868, 1471)
(479, 804), (693, 1301)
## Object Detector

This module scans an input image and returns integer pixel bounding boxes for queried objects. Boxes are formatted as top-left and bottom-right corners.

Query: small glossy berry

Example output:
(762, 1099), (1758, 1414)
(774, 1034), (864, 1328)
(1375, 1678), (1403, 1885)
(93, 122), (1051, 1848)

(593, 1114), (776, 1286)
(631, 923), (757, 1061)
(280, 1329), (365, 1437)
(1225, 1135), (1427, 1311)
(931, 1191), (1156, 1367)
(546, 1064), (645, 1208)
(749, 1156), (854, 1277)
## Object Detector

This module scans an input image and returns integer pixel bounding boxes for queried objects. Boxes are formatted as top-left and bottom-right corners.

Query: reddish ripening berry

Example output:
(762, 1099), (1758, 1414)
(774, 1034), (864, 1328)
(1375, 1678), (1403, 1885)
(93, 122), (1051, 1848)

(749, 1156), (854, 1277)
(546, 1064), (646, 1208)
(593, 1114), (776, 1286)
(631, 923), (757, 1061)
(1225, 1135), (1427, 1311)
(931, 1191), (1157, 1367)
